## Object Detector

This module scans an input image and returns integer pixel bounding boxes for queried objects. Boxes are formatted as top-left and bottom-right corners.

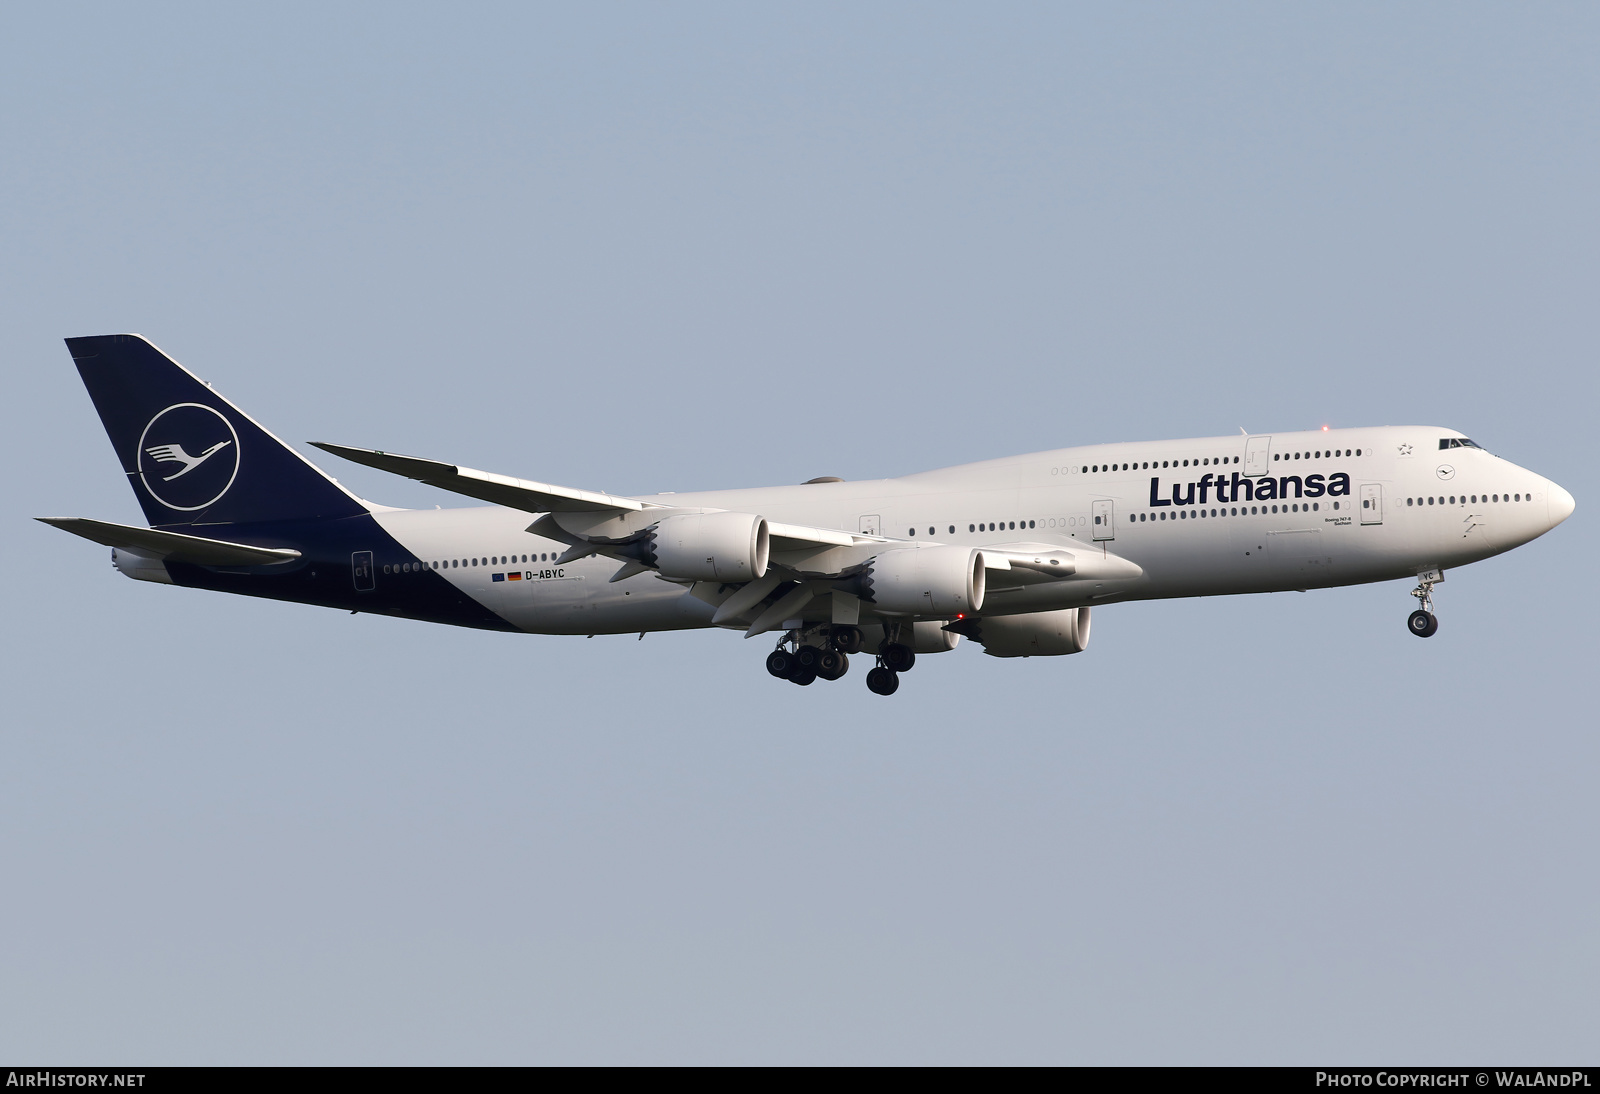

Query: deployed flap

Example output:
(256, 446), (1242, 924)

(311, 443), (655, 514)
(37, 517), (302, 566)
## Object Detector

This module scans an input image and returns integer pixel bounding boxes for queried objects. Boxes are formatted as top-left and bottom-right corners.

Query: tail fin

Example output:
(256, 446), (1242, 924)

(65, 334), (368, 527)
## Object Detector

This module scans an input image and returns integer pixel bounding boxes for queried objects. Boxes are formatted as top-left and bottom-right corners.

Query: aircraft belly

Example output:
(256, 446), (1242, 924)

(502, 577), (715, 635)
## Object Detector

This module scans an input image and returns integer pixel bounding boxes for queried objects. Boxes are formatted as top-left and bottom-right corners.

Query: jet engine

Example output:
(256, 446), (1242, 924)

(967, 607), (1090, 658)
(861, 545), (985, 616)
(646, 511), (770, 582)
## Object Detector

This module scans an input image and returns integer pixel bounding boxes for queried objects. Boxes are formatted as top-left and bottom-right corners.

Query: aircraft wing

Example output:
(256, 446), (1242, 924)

(310, 442), (656, 514)
(37, 517), (302, 567)
(316, 443), (887, 554)
(308, 444), (1123, 579)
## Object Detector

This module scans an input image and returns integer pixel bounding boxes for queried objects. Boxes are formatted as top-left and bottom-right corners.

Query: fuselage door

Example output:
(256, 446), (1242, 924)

(860, 514), (881, 536)
(1092, 499), (1115, 541)
(352, 550), (375, 591)
(1244, 436), (1272, 477)
(1360, 484), (1383, 525)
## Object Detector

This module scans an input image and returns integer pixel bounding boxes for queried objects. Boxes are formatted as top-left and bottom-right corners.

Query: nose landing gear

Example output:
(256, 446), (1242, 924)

(1407, 569), (1442, 638)
(1407, 609), (1438, 637)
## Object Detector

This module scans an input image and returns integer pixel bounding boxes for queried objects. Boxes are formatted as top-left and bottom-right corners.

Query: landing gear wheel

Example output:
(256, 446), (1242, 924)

(1407, 609), (1438, 638)
(790, 667), (817, 686)
(881, 643), (916, 674)
(830, 625), (864, 655)
(866, 667), (899, 695)
(817, 650), (848, 680)
(767, 650), (797, 678)
(795, 645), (823, 672)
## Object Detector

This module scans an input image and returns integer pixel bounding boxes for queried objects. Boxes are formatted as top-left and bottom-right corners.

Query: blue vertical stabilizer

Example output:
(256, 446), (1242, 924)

(66, 334), (368, 528)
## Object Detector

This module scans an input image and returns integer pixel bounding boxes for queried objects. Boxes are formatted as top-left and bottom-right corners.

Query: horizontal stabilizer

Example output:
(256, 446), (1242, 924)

(36, 517), (302, 567)
(311, 443), (653, 515)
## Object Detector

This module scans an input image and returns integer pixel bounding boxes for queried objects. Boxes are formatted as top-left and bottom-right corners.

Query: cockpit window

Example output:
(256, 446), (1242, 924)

(1439, 438), (1482, 450)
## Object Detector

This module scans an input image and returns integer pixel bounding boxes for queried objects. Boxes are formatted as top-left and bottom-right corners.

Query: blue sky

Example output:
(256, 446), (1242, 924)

(3, 2), (1596, 1063)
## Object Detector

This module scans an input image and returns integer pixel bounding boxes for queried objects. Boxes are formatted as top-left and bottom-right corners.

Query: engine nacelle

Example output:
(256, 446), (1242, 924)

(862, 545), (985, 616)
(972, 607), (1090, 658)
(648, 512), (770, 583)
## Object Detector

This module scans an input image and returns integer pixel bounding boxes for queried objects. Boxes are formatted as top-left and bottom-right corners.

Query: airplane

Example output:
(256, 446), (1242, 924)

(40, 334), (1576, 696)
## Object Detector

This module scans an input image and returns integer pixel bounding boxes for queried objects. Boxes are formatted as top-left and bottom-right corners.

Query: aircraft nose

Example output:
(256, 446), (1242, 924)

(1548, 482), (1576, 527)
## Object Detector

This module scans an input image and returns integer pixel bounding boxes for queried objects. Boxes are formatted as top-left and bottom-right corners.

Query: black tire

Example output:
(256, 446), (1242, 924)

(866, 667), (899, 695)
(1407, 609), (1438, 638)
(831, 625), (864, 655)
(795, 645), (823, 671)
(790, 667), (817, 686)
(817, 650), (848, 680)
(881, 642), (916, 673)
(766, 650), (797, 678)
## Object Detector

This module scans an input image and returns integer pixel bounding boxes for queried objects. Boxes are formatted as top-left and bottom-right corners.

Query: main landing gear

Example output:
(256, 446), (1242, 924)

(866, 635), (916, 696)
(765, 623), (918, 696)
(767, 624), (860, 687)
(1407, 570), (1442, 638)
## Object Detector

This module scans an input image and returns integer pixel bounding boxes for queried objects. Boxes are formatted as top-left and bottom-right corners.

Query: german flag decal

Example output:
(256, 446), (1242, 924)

(507, 572), (522, 580)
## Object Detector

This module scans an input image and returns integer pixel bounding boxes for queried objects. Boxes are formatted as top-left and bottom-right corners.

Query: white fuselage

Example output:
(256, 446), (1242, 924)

(362, 426), (1574, 636)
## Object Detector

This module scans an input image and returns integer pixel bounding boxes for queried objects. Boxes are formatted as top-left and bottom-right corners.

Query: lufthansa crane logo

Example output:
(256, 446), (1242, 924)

(136, 403), (241, 511)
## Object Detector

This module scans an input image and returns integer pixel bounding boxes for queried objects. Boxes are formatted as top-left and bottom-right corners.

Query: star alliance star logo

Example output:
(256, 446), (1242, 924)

(1397, 443), (1414, 456)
